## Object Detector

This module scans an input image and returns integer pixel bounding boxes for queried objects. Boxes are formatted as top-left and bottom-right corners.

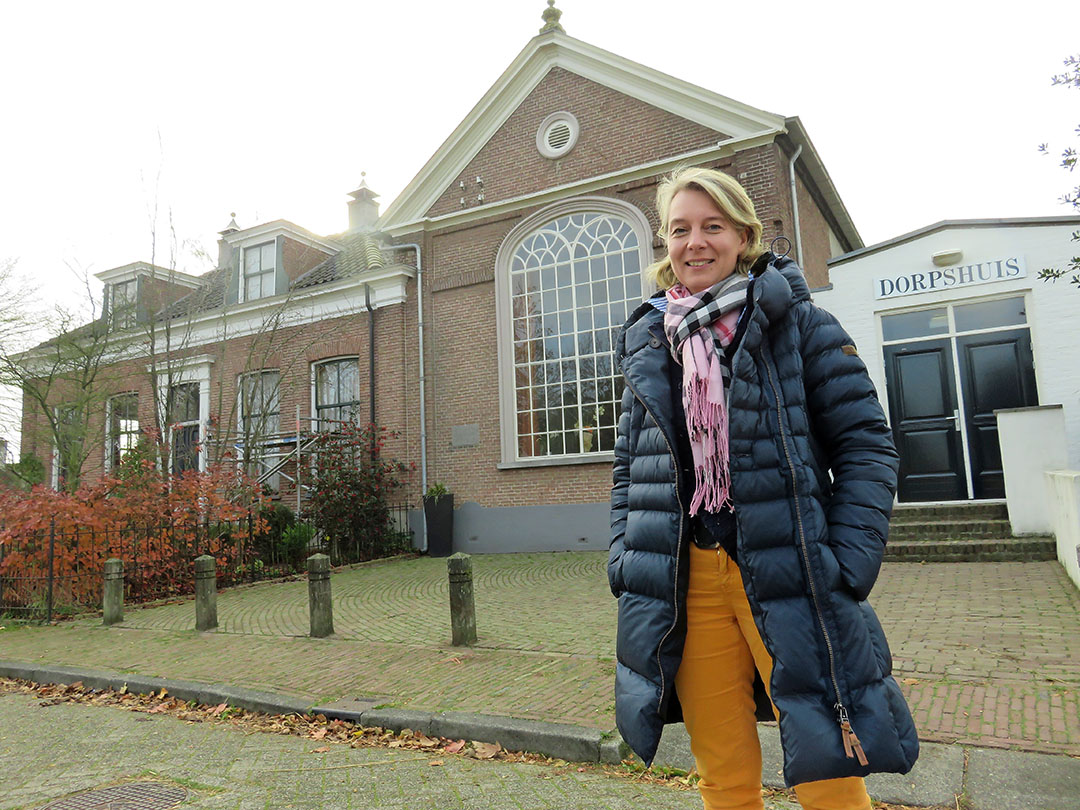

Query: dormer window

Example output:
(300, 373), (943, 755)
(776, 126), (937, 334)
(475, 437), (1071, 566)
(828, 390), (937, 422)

(243, 242), (277, 301)
(110, 279), (137, 329)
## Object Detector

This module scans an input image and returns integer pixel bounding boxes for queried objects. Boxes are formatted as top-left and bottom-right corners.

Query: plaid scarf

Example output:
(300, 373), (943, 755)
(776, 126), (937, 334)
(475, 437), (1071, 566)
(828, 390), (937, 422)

(663, 274), (750, 515)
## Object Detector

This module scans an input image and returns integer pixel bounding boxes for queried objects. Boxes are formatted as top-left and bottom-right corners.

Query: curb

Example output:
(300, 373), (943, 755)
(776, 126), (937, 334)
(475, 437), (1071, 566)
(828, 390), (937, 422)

(0, 660), (629, 765)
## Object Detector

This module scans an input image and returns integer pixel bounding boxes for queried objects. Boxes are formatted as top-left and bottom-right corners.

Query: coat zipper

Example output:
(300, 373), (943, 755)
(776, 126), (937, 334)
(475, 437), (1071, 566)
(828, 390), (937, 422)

(762, 356), (868, 767)
(622, 371), (683, 716)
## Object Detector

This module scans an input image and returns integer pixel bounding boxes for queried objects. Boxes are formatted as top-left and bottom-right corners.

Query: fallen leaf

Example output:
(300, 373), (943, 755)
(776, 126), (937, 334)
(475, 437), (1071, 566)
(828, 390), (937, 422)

(311, 746), (330, 753)
(901, 678), (920, 685)
(428, 759), (444, 767)
(148, 703), (169, 714)
(209, 703), (227, 717)
(157, 688), (168, 699)
(415, 735), (439, 748)
(444, 739), (466, 754)
(472, 742), (501, 760)
(388, 740), (404, 748)
(311, 728), (328, 740)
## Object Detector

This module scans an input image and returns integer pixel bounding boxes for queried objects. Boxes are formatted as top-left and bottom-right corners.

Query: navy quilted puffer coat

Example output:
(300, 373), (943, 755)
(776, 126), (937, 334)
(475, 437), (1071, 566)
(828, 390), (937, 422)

(608, 255), (919, 786)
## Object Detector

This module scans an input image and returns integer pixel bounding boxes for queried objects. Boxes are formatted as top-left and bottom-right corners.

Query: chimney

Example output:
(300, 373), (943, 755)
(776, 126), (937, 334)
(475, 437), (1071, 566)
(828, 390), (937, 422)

(217, 214), (240, 268)
(347, 174), (380, 232)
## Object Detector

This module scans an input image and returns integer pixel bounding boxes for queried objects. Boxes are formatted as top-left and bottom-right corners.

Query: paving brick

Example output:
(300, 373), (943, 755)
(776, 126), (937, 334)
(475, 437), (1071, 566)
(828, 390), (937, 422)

(1, 554), (1076, 756)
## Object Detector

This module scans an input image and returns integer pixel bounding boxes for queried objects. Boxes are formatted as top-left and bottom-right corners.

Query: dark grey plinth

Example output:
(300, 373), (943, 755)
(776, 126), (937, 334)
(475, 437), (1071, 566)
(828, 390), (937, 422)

(194, 555), (218, 632)
(447, 552), (477, 646)
(307, 554), (333, 638)
(102, 558), (124, 626)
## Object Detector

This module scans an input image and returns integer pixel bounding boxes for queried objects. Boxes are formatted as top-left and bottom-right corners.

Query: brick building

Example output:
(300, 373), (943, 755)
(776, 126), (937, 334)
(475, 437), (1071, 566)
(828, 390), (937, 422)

(19, 15), (862, 552)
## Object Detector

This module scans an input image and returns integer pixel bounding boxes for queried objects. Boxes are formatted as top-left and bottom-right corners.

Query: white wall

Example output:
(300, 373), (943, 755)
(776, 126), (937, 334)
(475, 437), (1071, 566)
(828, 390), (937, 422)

(815, 219), (1080, 470)
(1046, 471), (1080, 591)
(997, 406), (1067, 534)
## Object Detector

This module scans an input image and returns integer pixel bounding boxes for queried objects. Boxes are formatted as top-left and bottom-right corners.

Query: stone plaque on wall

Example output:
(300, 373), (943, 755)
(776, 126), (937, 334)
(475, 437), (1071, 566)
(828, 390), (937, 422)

(451, 424), (480, 448)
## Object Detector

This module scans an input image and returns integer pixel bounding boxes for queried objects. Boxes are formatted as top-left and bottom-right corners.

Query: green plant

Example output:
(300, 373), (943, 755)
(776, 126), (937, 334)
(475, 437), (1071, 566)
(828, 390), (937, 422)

(424, 482), (449, 500)
(279, 523), (315, 567)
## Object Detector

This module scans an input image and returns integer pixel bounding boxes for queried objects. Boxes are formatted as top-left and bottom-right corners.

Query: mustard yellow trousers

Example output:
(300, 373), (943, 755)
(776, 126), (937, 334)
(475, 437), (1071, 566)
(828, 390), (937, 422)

(674, 545), (872, 810)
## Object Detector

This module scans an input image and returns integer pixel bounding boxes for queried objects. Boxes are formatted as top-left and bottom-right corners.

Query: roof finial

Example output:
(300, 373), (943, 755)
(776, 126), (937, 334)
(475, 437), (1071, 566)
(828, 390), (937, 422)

(540, 0), (564, 34)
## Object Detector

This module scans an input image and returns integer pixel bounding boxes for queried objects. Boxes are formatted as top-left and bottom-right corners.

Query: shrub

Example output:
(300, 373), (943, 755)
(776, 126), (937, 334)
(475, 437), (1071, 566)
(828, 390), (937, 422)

(0, 461), (266, 613)
(305, 422), (411, 564)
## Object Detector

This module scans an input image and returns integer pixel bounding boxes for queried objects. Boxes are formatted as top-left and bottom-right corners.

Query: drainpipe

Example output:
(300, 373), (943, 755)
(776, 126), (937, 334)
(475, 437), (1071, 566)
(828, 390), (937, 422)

(364, 284), (376, 468)
(364, 284), (375, 426)
(381, 242), (428, 552)
(787, 144), (804, 265)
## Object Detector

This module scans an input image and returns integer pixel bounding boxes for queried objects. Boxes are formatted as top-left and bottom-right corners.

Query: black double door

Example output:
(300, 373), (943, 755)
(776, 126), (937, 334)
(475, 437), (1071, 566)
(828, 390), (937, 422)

(884, 329), (1037, 502)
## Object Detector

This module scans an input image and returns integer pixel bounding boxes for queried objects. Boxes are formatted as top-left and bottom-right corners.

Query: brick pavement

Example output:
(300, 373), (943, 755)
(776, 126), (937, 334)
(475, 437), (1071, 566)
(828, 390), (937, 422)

(0, 553), (1076, 756)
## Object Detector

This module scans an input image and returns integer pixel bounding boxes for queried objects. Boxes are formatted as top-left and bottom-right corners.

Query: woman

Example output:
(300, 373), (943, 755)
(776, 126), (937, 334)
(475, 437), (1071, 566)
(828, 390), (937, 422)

(608, 166), (918, 810)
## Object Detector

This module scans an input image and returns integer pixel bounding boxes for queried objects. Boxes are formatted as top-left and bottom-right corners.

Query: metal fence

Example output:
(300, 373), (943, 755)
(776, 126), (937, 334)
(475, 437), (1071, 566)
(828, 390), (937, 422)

(0, 503), (414, 622)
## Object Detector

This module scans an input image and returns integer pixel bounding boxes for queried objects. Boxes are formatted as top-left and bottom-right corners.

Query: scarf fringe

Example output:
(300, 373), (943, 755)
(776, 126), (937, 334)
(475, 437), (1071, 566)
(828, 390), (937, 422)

(683, 342), (733, 515)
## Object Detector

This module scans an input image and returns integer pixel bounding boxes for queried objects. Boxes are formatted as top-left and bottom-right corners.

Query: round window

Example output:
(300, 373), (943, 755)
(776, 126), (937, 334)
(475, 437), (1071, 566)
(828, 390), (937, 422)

(536, 112), (580, 159)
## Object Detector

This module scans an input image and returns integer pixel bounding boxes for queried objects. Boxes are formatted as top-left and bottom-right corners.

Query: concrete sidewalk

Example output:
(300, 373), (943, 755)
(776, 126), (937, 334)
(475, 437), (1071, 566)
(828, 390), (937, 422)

(1, 552), (1078, 808)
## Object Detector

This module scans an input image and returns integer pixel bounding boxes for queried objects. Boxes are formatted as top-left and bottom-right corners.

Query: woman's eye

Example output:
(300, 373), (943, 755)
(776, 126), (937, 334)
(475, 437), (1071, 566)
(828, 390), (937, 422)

(671, 227), (687, 236)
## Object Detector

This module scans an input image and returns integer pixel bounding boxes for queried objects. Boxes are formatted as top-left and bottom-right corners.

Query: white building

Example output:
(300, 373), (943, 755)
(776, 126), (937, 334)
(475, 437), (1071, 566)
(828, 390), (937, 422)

(816, 216), (1080, 505)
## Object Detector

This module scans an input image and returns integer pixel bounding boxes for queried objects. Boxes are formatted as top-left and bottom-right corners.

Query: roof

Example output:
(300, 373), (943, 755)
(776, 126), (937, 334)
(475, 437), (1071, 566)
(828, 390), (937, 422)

(829, 215), (1080, 266)
(294, 232), (385, 289)
(158, 266), (231, 320)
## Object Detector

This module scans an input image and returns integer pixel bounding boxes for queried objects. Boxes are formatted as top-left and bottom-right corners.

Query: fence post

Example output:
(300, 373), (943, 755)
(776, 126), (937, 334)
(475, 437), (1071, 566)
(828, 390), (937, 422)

(46, 518), (56, 623)
(102, 559), (124, 626)
(194, 554), (218, 631)
(447, 552), (477, 646)
(307, 553), (334, 638)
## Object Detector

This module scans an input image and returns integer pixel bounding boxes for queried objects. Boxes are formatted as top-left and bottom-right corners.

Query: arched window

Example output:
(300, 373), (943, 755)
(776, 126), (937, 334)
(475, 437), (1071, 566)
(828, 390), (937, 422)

(496, 198), (652, 465)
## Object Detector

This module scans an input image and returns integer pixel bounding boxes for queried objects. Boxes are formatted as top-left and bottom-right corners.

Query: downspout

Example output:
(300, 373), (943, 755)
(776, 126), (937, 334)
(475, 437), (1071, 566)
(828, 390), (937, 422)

(787, 144), (804, 265)
(381, 242), (428, 552)
(364, 284), (375, 426)
(364, 284), (376, 467)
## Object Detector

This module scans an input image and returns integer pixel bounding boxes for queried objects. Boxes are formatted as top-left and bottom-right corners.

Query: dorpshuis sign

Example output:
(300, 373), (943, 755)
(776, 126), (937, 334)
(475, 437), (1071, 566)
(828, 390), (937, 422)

(874, 256), (1027, 299)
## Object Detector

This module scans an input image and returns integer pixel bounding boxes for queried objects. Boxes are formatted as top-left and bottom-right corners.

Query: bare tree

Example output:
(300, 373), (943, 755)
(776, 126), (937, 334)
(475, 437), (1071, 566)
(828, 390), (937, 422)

(1038, 53), (1080, 287)
(0, 260), (138, 492)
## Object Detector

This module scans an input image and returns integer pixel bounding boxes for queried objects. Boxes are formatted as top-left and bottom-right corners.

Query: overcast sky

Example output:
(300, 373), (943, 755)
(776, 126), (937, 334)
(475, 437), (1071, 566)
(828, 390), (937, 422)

(0, 0), (1076, 450)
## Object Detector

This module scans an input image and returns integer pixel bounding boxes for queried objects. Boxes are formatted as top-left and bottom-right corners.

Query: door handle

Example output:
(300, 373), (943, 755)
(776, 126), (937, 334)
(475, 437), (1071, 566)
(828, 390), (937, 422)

(946, 409), (960, 431)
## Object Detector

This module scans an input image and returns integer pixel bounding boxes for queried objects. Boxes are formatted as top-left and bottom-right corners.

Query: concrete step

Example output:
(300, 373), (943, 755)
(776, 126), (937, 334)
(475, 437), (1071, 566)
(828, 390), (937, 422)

(888, 519), (1014, 541)
(884, 536), (1056, 563)
(891, 501), (1009, 522)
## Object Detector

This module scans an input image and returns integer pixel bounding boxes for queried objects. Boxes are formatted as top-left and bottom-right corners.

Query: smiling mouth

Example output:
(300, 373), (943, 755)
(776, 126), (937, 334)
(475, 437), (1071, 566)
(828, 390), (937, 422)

(686, 260), (714, 267)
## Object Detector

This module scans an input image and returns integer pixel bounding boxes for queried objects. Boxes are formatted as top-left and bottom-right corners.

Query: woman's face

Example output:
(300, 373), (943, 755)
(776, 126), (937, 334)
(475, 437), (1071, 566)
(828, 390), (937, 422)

(667, 188), (748, 294)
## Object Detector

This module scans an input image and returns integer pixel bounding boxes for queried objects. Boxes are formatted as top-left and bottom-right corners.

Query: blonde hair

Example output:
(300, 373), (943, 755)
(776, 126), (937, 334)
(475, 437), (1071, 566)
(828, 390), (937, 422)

(646, 166), (765, 290)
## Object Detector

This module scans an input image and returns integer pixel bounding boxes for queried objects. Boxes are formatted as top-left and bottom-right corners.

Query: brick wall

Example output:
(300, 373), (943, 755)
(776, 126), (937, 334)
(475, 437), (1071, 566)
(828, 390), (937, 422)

(283, 237), (334, 284)
(426, 67), (728, 218)
(400, 138), (812, 509)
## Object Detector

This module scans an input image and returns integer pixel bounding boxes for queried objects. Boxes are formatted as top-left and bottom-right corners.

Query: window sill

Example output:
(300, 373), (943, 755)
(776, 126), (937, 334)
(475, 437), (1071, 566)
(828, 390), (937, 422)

(498, 452), (615, 470)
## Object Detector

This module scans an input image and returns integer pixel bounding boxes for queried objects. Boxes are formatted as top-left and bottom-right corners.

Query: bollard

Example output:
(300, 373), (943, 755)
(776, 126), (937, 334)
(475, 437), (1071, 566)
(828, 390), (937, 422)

(194, 555), (218, 632)
(307, 554), (334, 638)
(447, 552), (477, 646)
(102, 559), (124, 626)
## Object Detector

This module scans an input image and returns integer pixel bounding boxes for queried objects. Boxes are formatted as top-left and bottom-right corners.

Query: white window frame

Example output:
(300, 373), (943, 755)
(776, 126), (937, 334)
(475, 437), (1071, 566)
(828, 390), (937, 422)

(153, 355), (214, 475)
(311, 356), (362, 431)
(236, 369), (281, 487)
(51, 404), (81, 491)
(104, 391), (140, 473)
(494, 196), (653, 468)
(110, 279), (138, 330)
(242, 241), (277, 302)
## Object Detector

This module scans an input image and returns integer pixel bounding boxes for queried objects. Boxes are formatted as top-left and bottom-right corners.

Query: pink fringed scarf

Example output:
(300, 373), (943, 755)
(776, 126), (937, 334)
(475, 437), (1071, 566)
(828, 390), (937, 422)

(663, 277), (748, 515)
